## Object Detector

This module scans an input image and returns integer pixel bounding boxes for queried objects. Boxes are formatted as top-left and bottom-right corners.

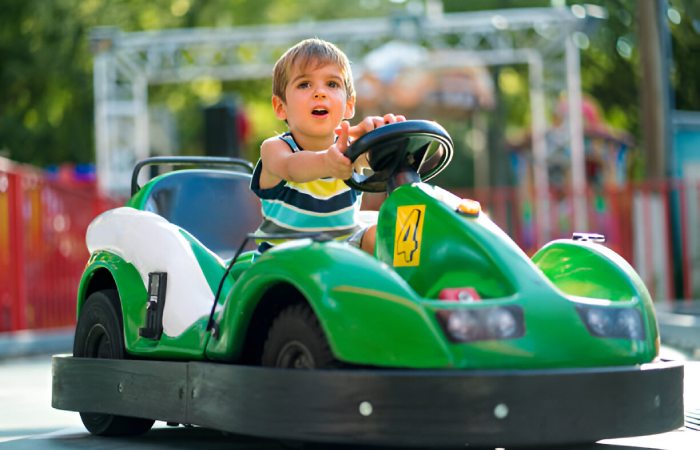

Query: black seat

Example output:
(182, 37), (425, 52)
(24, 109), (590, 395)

(143, 170), (262, 257)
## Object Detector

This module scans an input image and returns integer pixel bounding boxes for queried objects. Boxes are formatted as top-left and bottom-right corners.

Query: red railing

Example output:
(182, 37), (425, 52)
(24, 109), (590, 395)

(0, 159), (119, 332)
(1, 156), (697, 332)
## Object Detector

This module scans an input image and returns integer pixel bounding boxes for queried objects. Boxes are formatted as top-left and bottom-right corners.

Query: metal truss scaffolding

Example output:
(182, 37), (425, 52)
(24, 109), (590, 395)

(91, 6), (589, 239)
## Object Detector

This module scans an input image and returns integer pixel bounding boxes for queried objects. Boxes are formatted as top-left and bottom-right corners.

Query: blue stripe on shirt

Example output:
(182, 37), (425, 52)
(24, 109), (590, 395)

(261, 199), (358, 230)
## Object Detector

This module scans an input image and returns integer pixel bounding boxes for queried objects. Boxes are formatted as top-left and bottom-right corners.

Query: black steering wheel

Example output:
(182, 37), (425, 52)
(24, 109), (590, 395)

(343, 120), (453, 193)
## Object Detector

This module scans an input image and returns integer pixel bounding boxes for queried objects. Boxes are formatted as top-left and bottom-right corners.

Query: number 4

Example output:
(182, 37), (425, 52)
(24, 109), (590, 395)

(393, 205), (426, 267)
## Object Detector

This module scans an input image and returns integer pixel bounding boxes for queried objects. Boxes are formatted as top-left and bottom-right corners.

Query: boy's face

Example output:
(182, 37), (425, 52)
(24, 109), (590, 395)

(272, 61), (355, 148)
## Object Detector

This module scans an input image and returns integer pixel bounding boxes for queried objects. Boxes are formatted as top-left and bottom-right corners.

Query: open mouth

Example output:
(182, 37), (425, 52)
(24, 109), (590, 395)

(311, 108), (328, 116)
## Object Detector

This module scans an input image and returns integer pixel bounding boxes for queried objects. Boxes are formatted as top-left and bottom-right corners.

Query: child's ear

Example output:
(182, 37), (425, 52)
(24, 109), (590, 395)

(344, 94), (356, 120)
(272, 95), (287, 120)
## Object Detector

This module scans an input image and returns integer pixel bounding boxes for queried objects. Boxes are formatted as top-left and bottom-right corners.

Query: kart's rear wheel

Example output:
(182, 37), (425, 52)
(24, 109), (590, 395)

(261, 303), (337, 369)
(73, 289), (155, 436)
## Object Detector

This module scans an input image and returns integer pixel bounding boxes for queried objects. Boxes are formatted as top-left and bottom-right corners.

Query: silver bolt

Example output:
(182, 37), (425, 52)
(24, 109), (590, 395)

(653, 395), (661, 408)
(359, 401), (373, 416)
(117, 383), (123, 393)
(494, 403), (509, 419)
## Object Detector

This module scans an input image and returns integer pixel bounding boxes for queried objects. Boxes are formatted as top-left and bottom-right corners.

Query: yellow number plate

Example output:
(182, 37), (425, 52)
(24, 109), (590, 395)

(393, 205), (426, 267)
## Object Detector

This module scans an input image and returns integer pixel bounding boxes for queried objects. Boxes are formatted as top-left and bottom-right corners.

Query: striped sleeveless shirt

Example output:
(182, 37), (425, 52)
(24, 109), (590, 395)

(250, 132), (362, 243)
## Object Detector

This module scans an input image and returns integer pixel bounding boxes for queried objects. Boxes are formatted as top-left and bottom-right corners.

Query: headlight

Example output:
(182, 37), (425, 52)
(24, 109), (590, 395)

(436, 306), (525, 343)
(576, 305), (645, 340)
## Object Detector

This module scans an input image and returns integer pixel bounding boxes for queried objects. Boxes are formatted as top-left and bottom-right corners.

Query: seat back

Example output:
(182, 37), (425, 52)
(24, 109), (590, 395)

(143, 170), (261, 257)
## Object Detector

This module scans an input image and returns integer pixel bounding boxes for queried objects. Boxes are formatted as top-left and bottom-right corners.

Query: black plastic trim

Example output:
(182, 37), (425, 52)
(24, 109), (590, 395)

(52, 356), (684, 447)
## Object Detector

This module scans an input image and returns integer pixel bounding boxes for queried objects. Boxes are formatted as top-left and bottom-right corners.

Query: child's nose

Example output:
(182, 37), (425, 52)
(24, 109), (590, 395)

(314, 89), (327, 98)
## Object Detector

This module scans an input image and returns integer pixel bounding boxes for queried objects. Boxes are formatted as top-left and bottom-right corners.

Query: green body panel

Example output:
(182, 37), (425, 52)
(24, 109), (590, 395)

(422, 296), (655, 369)
(532, 240), (653, 303)
(370, 183), (657, 368)
(376, 183), (533, 299)
(78, 251), (210, 360)
(77, 251), (144, 324)
(126, 179), (159, 209)
(206, 239), (454, 368)
(532, 240), (660, 349)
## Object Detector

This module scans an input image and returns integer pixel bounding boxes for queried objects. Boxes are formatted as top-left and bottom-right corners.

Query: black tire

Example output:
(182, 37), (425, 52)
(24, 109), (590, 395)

(261, 303), (338, 369)
(73, 289), (155, 436)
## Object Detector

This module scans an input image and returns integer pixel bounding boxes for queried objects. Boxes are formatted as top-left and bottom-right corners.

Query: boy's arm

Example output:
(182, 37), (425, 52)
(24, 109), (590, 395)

(258, 123), (353, 189)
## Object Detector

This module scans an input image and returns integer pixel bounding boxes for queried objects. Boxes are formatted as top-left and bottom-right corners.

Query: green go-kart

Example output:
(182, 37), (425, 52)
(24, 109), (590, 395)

(52, 120), (683, 447)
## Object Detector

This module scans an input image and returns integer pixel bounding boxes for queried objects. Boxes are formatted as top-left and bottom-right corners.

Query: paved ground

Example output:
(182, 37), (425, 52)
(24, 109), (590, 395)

(0, 355), (83, 443)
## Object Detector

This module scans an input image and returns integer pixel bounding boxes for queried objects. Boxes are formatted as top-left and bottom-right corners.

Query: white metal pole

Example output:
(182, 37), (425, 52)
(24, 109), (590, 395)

(565, 35), (587, 231)
(529, 51), (550, 246)
(93, 52), (111, 196)
(133, 73), (150, 188)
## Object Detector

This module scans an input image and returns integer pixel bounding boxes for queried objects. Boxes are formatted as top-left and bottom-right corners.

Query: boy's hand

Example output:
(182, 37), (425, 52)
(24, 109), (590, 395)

(338, 113), (407, 141)
(325, 120), (353, 179)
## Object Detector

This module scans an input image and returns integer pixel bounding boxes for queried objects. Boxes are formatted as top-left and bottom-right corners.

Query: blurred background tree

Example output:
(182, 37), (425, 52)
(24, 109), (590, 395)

(0, 0), (698, 176)
(0, 0), (399, 166)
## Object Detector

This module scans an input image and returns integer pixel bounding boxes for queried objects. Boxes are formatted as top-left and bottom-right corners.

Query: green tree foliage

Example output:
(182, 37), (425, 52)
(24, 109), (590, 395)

(577, 0), (700, 137)
(578, 0), (642, 135)
(670, 0), (700, 111)
(0, 0), (398, 166)
(0, 0), (95, 164)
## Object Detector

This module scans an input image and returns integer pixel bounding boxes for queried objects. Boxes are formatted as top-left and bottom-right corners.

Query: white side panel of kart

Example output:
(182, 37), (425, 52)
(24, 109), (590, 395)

(86, 207), (220, 337)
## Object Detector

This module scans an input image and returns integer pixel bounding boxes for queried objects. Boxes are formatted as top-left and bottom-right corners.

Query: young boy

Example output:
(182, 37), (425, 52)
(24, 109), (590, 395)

(251, 38), (405, 254)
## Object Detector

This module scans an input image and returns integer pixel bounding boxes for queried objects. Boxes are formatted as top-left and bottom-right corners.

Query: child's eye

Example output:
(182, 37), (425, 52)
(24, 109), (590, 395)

(328, 81), (340, 88)
(297, 81), (310, 89)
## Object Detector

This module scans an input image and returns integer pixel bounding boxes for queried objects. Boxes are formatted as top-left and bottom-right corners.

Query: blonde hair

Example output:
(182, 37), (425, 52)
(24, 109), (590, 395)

(272, 38), (355, 102)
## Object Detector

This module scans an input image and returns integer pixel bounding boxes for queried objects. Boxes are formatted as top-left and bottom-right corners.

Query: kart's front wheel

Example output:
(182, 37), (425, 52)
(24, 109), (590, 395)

(261, 303), (338, 369)
(73, 289), (155, 436)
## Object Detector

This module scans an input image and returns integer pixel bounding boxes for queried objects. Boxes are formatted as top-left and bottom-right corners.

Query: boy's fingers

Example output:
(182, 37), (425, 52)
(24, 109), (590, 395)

(337, 121), (350, 152)
(346, 114), (407, 140)
(382, 114), (407, 124)
(346, 124), (362, 139)
(347, 117), (379, 138)
(334, 120), (349, 136)
(369, 116), (385, 129)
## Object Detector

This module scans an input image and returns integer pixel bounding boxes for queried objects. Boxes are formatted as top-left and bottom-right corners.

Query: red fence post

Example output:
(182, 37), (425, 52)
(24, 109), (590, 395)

(8, 170), (27, 331)
(662, 180), (676, 301)
(678, 180), (690, 301)
(0, 169), (12, 331)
